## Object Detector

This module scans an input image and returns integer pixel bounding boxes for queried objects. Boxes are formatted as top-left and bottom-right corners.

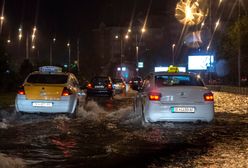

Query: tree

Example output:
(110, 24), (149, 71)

(218, 16), (248, 84)
(19, 59), (34, 81)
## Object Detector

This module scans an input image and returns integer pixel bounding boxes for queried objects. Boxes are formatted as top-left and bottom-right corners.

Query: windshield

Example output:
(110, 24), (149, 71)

(26, 74), (68, 84)
(155, 75), (204, 87)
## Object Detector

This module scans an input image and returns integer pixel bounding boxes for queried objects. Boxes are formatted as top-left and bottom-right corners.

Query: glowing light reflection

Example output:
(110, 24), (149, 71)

(175, 0), (208, 26)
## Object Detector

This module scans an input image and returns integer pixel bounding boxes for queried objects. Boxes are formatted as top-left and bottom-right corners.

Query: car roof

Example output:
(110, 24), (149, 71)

(30, 71), (69, 75)
(152, 72), (196, 76)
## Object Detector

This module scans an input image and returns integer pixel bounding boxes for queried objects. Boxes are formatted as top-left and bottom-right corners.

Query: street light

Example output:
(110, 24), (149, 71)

(135, 27), (147, 72)
(141, 28), (146, 33)
(49, 37), (56, 65)
(172, 44), (176, 65)
(0, 15), (4, 34)
(67, 42), (71, 72)
(18, 27), (22, 40)
(114, 34), (129, 74)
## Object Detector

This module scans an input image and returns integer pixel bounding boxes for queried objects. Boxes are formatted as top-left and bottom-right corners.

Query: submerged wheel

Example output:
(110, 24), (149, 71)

(68, 102), (79, 118)
(140, 107), (150, 127)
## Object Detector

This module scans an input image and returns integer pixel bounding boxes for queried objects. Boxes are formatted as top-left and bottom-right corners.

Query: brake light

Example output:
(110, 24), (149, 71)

(129, 81), (132, 84)
(62, 87), (73, 96)
(87, 83), (93, 89)
(149, 92), (161, 101)
(204, 92), (214, 101)
(17, 85), (25, 95)
(121, 83), (125, 88)
(107, 83), (112, 89)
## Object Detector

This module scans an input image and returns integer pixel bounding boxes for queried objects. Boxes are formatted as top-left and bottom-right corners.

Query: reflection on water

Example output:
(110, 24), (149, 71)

(51, 119), (77, 158)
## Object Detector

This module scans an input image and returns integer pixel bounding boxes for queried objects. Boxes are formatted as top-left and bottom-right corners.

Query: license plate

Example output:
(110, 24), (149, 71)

(95, 85), (104, 88)
(32, 102), (53, 107)
(171, 107), (195, 113)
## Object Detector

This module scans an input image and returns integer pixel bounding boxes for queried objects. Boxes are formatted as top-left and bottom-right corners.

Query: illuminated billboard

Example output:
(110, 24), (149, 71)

(188, 55), (214, 70)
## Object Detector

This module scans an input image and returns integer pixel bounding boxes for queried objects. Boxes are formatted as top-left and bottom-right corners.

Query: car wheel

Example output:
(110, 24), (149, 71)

(68, 103), (78, 119)
(15, 111), (24, 119)
(109, 93), (114, 100)
(140, 107), (149, 127)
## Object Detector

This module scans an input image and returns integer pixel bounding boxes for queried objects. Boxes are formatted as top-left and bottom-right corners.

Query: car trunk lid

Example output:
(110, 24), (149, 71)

(24, 84), (66, 100)
(158, 86), (208, 104)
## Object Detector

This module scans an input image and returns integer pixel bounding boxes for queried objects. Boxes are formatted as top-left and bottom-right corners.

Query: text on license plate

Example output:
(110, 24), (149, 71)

(32, 102), (53, 107)
(95, 85), (104, 88)
(171, 107), (195, 113)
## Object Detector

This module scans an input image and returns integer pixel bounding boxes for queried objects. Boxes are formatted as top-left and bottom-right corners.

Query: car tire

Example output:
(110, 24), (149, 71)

(141, 113), (149, 127)
(140, 107), (149, 127)
(68, 103), (78, 119)
(15, 111), (24, 119)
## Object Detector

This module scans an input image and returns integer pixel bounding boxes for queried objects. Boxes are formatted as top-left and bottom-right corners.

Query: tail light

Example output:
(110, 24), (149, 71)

(204, 92), (214, 101)
(149, 92), (161, 101)
(61, 87), (73, 96)
(121, 83), (125, 88)
(87, 83), (93, 89)
(129, 81), (133, 84)
(107, 83), (112, 89)
(17, 85), (25, 95)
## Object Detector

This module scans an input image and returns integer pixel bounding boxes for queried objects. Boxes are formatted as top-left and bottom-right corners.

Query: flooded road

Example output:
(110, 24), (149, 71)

(0, 92), (247, 168)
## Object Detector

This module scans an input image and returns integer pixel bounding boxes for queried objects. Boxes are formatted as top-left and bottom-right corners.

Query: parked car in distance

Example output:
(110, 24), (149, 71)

(86, 76), (114, 97)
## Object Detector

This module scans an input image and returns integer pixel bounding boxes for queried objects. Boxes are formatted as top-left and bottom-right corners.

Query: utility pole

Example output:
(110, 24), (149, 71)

(238, 0), (241, 87)
(77, 39), (80, 73)
(26, 33), (29, 59)
(49, 41), (52, 65)
(135, 34), (139, 70)
(120, 38), (123, 70)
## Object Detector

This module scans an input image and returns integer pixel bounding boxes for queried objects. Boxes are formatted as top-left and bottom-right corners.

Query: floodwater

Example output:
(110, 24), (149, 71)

(0, 92), (247, 168)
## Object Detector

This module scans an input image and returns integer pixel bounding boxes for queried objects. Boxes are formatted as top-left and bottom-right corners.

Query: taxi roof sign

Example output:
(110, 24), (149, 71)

(39, 66), (62, 73)
(168, 65), (179, 73)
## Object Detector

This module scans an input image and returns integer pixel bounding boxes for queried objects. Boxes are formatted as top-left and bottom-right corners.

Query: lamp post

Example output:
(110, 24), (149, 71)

(132, 27), (146, 73)
(77, 38), (80, 73)
(49, 37), (56, 65)
(67, 42), (71, 72)
(115, 35), (128, 71)
(172, 44), (175, 65)
(238, 0), (241, 87)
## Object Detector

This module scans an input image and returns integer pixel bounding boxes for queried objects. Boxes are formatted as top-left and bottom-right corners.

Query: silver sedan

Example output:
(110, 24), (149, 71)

(134, 72), (214, 124)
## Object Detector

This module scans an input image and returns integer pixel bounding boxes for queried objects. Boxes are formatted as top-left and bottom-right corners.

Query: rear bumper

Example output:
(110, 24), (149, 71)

(15, 95), (77, 114)
(87, 89), (113, 96)
(144, 102), (214, 123)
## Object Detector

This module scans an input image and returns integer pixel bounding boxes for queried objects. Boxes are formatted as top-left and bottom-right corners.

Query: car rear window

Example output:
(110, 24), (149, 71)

(92, 77), (110, 84)
(155, 75), (204, 87)
(26, 74), (68, 84)
(113, 79), (123, 83)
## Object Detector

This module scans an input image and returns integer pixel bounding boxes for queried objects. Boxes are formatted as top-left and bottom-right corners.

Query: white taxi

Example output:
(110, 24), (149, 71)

(15, 66), (82, 117)
(134, 66), (214, 124)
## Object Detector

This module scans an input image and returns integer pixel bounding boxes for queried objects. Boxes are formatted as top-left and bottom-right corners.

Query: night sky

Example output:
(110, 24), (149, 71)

(1, 0), (244, 74)
(1, 0), (178, 67)
(2, 0), (174, 40)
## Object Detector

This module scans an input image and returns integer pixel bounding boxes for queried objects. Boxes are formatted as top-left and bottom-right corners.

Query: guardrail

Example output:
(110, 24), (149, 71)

(207, 85), (248, 95)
